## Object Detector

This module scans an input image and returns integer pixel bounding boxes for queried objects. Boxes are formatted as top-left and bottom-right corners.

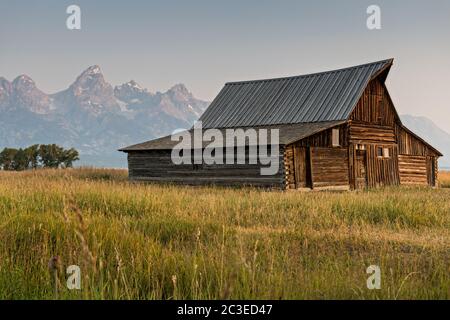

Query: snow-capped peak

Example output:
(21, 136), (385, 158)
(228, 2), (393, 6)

(13, 74), (35, 85)
(85, 65), (101, 75)
(126, 80), (143, 90)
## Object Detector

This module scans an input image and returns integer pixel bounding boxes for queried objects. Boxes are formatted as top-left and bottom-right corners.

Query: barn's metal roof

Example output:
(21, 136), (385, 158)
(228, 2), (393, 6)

(119, 121), (345, 151)
(199, 59), (393, 128)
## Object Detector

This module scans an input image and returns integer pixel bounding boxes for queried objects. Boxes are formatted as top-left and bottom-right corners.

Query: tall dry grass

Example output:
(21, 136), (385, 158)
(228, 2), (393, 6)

(0, 168), (449, 299)
(439, 171), (450, 188)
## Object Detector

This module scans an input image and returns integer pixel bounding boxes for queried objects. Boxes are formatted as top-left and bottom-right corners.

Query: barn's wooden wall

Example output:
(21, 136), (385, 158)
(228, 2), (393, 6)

(284, 145), (308, 189)
(428, 157), (438, 187)
(395, 125), (439, 157)
(311, 147), (349, 188)
(364, 144), (400, 187)
(350, 79), (397, 126)
(349, 123), (395, 144)
(398, 155), (428, 185)
(348, 144), (400, 189)
(127, 148), (286, 188)
(284, 145), (296, 189)
(284, 125), (349, 190)
(346, 77), (401, 189)
(395, 125), (439, 186)
(295, 124), (348, 148)
(284, 144), (348, 190)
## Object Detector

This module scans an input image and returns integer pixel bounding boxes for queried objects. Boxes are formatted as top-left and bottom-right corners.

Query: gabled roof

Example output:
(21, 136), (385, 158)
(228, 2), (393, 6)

(119, 120), (344, 151)
(199, 59), (393, 128)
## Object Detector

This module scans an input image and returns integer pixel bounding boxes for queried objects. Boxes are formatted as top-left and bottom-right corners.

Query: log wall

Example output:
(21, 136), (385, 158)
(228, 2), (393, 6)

(349, 123), (396, 144)
(395, 125), (439, 186)
(127, 148), (286, 188)
(311, 147), (349, 188)
(398, 155), (428, 185)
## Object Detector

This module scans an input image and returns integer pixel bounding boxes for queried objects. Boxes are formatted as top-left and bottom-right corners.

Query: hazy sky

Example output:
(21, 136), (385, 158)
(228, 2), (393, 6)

(1, 0), (449, 132)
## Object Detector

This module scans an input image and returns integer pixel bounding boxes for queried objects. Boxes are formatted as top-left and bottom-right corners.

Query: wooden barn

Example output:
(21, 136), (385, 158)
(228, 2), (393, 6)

(120, 59), (442, 190)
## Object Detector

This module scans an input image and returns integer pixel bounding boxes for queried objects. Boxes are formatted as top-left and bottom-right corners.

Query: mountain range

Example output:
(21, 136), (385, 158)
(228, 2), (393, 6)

(0, 67), (448, 168)
(0, 66), (208, 167)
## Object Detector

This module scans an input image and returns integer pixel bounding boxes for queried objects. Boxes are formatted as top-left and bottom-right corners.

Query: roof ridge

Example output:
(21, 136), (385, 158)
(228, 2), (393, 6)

(225, 58), (394, 85)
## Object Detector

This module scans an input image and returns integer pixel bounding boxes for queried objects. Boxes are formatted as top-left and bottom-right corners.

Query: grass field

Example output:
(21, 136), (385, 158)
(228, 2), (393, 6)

(0, 168), (449, 300)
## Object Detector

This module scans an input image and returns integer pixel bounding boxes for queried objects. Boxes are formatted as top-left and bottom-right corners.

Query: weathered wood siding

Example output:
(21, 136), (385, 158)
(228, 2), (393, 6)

(365, 144), (400, 187)
(127, 148), (286, 188)
(311, 147), (349, 188)
(284, 125), (348, 190)
(350, 79), (397, 126)
(395, 125), (439, 186)
(295, 124), (348, 148)
(395, 125), (439, 157)
(347, 77), (401, 189)
(398, 155), (428, 185)
(349, 123), (396, 144)
(348, 144), (400, 189)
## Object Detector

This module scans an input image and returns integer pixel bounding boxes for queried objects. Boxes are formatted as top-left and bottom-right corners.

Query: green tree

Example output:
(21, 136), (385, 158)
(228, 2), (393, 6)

(24, 144), (40, 169)
(0, 148), (18, 170)
(60, 148), (80, 168)
(12, 149), (29, 171)
(1, 144), (79, 170)
(38, 144), (64, 168)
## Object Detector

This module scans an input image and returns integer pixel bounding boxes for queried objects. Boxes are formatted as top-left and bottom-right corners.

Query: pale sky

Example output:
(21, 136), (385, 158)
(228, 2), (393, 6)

(1, 0), (449, 132)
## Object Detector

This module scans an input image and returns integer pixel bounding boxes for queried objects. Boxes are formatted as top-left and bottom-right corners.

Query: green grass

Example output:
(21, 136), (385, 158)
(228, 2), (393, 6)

(0, 168), (449, 299)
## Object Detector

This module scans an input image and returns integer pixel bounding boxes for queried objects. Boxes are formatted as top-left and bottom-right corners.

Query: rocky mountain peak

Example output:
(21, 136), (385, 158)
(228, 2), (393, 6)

(12, 74), (36, 89)
(63, 65), (119, 113)
(0, 77), (12, 108)
(115, 80), (146, 94)
(114, 80), (151, 105)
(0, 77), (11, 92)
(71, 65), (107, 90)
(169, 83), (190, 95)
(166, 83), (195, 104)
(126, 80), (143, 90)
(82, 65), (102, 76)
(8, 75), (51, 114)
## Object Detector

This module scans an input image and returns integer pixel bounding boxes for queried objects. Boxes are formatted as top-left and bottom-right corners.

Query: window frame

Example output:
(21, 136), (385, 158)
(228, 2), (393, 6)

(377, 146), (384, 158)
(331, 128), (340, 147)
(377, 146), (392, 159)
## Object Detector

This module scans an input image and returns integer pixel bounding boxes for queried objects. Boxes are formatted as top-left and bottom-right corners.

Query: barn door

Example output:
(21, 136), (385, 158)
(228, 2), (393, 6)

(293, 146), (312, 188)
(427, 157), (436, 187)
(355, 150), (367, 189)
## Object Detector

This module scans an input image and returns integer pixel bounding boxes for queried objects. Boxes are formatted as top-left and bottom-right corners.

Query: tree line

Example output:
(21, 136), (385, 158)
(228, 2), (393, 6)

(0, 144), (79, 171)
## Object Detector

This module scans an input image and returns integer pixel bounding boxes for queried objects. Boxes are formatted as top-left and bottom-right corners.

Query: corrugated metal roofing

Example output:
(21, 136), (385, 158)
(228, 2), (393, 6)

(119, 121), (345, 151)
(199, 59), (393, 128)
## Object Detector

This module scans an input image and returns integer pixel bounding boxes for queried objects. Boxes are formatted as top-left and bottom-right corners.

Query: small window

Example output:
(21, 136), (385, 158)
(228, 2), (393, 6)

(377, 147), (391, 158)
(332, 129), (340, 147)
(377, 147), (383, 157)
